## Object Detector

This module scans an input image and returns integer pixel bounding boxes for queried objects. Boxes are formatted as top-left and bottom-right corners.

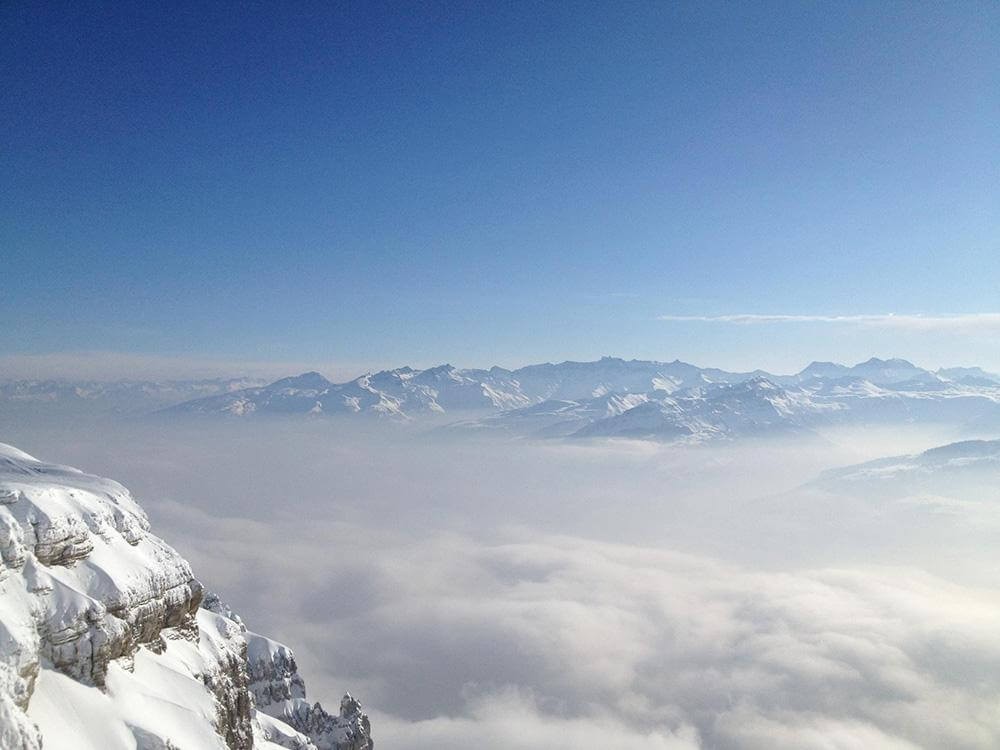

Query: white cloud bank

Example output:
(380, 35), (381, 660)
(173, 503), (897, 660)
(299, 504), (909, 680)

(161, 510), (1000, 750)
(657, 313), (1000, 333)
(7, 421), (999, 750)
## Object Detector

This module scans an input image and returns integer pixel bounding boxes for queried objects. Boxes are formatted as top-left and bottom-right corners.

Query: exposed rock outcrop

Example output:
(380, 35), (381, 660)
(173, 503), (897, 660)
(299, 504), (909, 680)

(0, 442), (373, 750)
(204, 593), (374, 750)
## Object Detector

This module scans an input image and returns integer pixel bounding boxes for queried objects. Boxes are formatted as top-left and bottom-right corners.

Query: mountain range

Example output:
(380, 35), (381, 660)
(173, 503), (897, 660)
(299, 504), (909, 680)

(4, 357), (1000, 444)
(160, 357), (1000, 443)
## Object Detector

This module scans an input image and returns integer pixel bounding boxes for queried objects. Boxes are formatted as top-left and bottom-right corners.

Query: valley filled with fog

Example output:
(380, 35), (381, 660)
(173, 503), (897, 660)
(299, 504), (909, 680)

(7, 413), (999, 749)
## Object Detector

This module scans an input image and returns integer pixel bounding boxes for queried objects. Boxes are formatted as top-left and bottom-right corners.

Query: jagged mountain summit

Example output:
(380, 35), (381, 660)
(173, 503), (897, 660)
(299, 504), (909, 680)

(0, 443), (373, 750)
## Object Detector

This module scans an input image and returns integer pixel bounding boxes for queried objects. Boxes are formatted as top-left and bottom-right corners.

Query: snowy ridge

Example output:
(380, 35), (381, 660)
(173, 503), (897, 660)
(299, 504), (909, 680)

(0, 443), (373, 750)
(166, 366), (531, 418)
(572, 377), (829, 441)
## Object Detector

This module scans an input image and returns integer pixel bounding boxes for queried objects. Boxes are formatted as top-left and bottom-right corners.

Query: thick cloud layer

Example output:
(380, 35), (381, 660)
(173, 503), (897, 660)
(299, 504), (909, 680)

(150, 507), (1000, 749)
(4, 419), (998, 749)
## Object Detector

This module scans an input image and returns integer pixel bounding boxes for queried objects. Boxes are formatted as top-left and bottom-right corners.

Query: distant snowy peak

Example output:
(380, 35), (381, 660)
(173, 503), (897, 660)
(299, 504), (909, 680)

(797, 361), (850, 381)
(844, 357), (925, 384)
(792, 358), (929, 385)
(270, 371), (335, 391)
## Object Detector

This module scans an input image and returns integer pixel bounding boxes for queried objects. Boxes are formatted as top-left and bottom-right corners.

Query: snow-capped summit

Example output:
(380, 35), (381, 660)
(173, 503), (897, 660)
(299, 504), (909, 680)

(796, 361), (850, 381)
(846, 357), (926, 384)
(270, 371), (335, 391)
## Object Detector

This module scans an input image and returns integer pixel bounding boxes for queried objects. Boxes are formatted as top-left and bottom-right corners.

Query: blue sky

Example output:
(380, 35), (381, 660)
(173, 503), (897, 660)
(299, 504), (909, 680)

(2, 1), (999, 378)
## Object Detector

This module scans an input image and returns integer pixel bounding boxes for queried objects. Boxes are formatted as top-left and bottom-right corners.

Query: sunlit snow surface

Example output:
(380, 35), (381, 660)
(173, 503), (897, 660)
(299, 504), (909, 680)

(0, 443), (371, 750)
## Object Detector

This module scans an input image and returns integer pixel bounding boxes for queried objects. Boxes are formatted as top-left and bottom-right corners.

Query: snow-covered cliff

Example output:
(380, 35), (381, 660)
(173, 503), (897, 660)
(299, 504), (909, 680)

(0, 442), (373, 750)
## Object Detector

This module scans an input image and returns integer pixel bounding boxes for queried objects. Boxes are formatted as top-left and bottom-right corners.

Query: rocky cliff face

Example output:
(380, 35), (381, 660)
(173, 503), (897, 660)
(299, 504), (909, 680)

(0, 442), (373, 750)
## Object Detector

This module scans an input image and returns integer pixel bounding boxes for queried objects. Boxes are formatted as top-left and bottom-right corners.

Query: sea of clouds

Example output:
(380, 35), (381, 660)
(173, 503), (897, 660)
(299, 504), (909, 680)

(5, 418), (999, 749)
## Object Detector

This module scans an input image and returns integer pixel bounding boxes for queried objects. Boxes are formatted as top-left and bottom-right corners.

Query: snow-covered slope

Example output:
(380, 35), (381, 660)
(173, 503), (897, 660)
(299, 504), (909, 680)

(446, 391), (652, 438)
(0, 443), (373, 750)
(575, 378), (829, 441)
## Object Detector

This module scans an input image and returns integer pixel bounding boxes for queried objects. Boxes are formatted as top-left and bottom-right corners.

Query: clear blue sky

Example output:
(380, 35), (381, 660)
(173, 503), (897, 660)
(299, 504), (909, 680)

(3, 1), (999, 377)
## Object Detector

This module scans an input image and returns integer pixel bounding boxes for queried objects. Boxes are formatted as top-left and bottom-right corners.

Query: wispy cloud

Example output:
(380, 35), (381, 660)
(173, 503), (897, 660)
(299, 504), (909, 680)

(657, 313), (1000, 333)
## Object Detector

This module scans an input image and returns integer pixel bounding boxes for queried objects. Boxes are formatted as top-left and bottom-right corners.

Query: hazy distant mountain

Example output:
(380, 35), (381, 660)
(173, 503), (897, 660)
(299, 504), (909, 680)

(819, 438), (1000, 484)
(809, 438), (1000, 507)
(937, 366), (1000, 386)
(0, 377), (266, 416)
(447, 391), (653, 438)
(795, 361), (851, 381)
